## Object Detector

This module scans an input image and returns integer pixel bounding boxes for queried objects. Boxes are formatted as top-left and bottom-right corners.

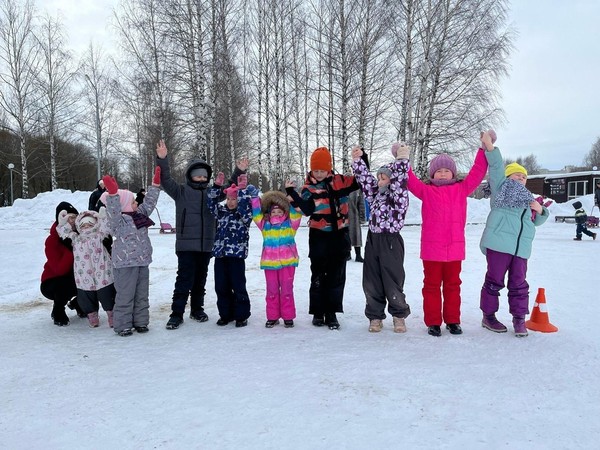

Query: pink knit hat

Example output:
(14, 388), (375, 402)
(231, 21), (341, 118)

(428, 154), (457, 179)
(224, 184), (239, 199)
(100, 189), (135, 212)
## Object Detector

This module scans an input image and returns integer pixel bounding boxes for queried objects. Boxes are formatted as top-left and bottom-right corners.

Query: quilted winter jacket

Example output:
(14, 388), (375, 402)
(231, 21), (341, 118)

(208, 186), (252, 258)
(57, 211), (113, 291)
(351, 157), (409, 234)
(407, 149), (488, 261)
(105, 186), (159, 268)
(156, 155), (216, 252)
(251, 197), (301, 270)
(479, 148), (549, 259)
(41, 223), (74, 283)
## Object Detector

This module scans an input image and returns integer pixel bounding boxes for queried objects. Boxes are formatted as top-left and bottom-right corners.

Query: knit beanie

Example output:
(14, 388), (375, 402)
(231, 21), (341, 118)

(505, 162), (527, 178)
(572, 201), (583, 210)
(55, 201), (79, 224)
(100, 189), (135, 212)
(190, 167), (208, 178)
(376, 166), (392, 179)
(224, 184), (239, 199)
(428, 154), (457, 179)
(310, 147), (332, 172)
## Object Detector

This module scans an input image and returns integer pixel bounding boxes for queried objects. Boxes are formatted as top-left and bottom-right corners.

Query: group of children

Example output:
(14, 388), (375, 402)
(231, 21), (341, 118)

(42, 131), (555, 338)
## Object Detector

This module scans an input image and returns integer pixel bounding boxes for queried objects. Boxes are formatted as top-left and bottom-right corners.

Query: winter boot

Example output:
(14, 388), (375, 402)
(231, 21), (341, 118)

(106, 310), (114, 328)
(446, 323), (463, 335)
(235, 319), (248, 328)
(265, 319), (280, 328)
(593, 233), (597, 240)
(51, 306), (70, 327)
(135, 326), (149, 333)
(393, 316), (407, 333)
(325, 313), (340, 330)
(166, 315), (184, 330)
(283, 320), (294, 328)
(216, 318), (231, 326)
(354, 247), (364, 263)
(481, 314), (507, 333)
(117, 328), (133, 337)
(67, 297), (86, 318)
(512, 316), (528, 337)
(312, 314), (325, 327)
(87, 311), (100, 328)
(573, 236), (582, 241)
(369, 319), (383, 333)
(428, 325), (442, 337)
(190, 310), (209, 322)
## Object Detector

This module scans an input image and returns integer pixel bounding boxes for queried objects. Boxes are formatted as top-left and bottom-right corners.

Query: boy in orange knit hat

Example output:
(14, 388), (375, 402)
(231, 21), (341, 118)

(285, 146), (361, 330)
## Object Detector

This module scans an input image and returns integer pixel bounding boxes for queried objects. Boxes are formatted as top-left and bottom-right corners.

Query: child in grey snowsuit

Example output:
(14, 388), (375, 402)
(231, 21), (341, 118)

(572, 201), (597, 241)
(351, 144), (411, 333)
(101, 169), (161, 336)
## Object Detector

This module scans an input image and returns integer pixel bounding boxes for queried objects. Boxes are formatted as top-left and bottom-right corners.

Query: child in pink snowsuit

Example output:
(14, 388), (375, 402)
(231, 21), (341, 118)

(251, 185), (301, 328)
(407, 132), (493, 337)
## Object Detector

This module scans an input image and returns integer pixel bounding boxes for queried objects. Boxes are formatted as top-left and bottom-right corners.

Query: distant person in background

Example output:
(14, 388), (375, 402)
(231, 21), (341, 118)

(40, 202), (84, 326)
(594, 181), (600, 208)
(136, 188), (146, 205)
(572, 201), (597, 241)
(348, 189), (365, 262)
(88, 179), (106, 212)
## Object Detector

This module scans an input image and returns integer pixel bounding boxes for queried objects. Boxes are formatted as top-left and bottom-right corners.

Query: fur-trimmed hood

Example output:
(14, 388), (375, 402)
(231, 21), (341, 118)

(260, 190), (290, 215)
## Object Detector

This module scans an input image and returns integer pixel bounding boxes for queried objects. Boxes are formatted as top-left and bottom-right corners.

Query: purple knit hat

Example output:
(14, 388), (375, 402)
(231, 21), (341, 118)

(429, 154), (457, 179)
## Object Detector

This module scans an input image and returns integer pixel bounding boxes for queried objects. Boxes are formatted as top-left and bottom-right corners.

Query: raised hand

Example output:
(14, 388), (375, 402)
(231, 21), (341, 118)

(152, 167), (161, 186)
(215, 172), (225, 186)
(237, 174), (248, 190)
(480, 131), (494, 151)
(393, 142), (410, 160)
(58, 210), (69, 227)
(285, 179), (296, 189)
(102, 175), (119, 195)
(351, 146), (363, 161)
(156, 140), (168, 159)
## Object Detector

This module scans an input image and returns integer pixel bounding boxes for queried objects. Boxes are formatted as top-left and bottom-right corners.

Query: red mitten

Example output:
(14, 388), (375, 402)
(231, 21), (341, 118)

(102, 175), (118, 195)
(215, 172), (225, 186)
(237, 174), (248, 190)
(152, 167), (161, 186)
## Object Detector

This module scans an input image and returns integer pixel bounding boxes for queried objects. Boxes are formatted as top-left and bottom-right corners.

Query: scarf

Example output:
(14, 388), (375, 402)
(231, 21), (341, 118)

(492, 179), (534, 209)
(123, 212), (155, 229)
(430, 178), (457, 187)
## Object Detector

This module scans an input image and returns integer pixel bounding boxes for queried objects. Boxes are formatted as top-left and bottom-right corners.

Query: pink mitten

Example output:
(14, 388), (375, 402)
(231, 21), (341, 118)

(215, 172), (225, 186)
(237, 174), (248, 190)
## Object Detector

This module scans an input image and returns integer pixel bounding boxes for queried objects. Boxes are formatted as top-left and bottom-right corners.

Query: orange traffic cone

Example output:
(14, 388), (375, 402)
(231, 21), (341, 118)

(525, 288), (558, 333)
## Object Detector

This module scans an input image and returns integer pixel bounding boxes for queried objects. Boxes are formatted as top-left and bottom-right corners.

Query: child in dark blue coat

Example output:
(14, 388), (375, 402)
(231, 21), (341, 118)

(208, 174), (253, 327)
(572, 201), (597, 241)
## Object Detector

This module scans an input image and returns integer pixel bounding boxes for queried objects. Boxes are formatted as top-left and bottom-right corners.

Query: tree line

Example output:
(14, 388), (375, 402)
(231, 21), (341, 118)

(1, 0), (555, 205)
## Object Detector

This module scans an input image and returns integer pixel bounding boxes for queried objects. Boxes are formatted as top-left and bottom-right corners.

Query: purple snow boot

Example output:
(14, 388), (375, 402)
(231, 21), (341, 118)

(512, 316), (528, 337)
(481, 314), (507, 333)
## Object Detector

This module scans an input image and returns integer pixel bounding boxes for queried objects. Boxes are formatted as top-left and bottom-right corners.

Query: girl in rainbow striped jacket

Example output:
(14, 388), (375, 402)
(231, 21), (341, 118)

(250, 185), (302, 329)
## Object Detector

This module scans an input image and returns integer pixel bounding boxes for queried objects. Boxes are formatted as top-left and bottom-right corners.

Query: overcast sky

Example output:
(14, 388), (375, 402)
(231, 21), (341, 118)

(43, 0), (600, 170)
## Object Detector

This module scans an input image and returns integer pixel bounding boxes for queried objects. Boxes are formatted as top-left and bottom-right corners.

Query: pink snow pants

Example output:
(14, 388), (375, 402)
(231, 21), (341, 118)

(264, 266), (296, 321)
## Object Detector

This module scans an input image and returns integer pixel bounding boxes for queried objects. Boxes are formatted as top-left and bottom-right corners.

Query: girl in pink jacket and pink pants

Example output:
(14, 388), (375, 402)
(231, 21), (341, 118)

(407, 132), (494, 336)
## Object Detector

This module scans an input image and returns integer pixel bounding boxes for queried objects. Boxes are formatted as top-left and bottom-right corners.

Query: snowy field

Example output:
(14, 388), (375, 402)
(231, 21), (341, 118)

(1, 189), (599, 449)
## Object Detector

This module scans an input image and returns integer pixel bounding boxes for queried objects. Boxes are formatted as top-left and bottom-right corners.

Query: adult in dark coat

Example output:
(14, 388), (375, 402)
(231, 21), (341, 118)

(88, 179), (106, 212)
(155, 140), (246, 329)
(595, 181), (600, 208)
(136, 188), (146, 205)
(40, 202), (84, 326)
(348, 189), (365, 262)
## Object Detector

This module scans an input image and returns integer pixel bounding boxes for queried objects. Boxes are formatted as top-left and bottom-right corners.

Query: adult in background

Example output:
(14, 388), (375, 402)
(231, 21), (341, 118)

(88, 179), (106, 212)
(594, 180), (600, 209)
(40, 202), (84, 326)
(348, 189), (365, 262)
(136, 188), (146, 205)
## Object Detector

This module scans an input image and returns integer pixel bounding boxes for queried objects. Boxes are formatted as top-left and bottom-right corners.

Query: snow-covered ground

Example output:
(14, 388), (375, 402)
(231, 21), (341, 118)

(1, 189), (599, 449)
